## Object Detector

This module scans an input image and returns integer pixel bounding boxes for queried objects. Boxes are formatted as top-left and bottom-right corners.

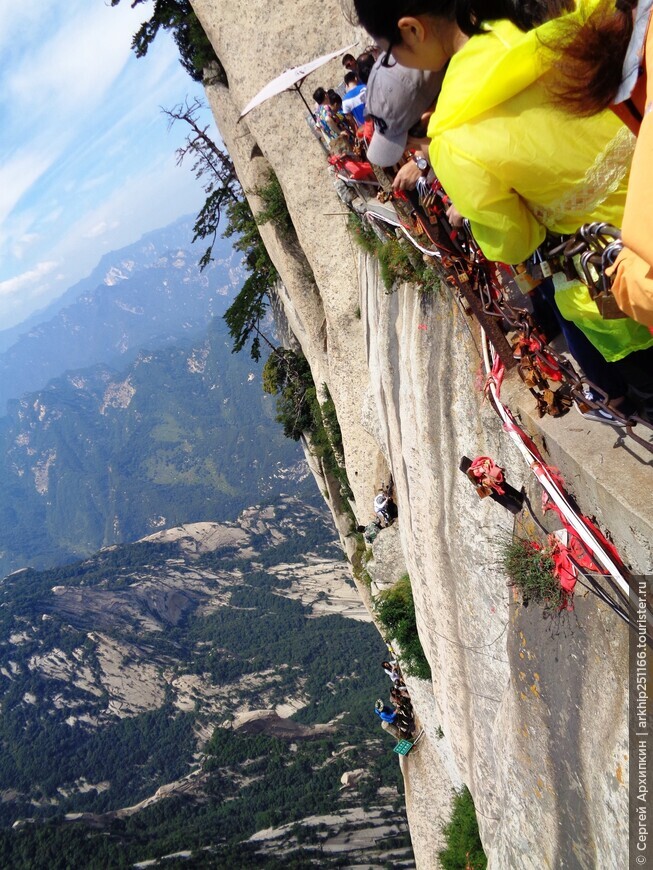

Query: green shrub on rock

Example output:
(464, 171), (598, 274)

(439, 786), (487, 870)
(375, 574), (431, 680)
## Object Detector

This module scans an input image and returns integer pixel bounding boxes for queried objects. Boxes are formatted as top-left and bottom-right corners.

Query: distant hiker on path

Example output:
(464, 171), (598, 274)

(374, 487), (397, 527)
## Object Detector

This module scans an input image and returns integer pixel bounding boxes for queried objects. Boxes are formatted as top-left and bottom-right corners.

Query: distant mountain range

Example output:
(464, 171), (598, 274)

(0, 217), (414, 869)
(0, 215), (315, 575)
(0, 215), (243, 412)
(0, 315), (312, 576)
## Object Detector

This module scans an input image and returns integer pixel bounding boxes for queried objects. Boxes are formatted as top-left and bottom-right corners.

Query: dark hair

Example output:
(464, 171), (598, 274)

(548, 2), (635, 115)
(462, 0), (574, 33)
(352, 0), (453, 44)
(356, 51), (376, 83)
(327, 88), (343, 109)
(342, 53), (356, 65)
(351, 0), (572, 43)
(344, 70), (359, 86)
(312, 86), (327, 104)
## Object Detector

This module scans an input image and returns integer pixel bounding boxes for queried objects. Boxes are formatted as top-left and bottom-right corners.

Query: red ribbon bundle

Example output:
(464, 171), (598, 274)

(468, 456), (506, 494)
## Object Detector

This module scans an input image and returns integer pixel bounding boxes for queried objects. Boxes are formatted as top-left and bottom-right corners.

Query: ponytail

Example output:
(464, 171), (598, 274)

(548, 2), (635, 115)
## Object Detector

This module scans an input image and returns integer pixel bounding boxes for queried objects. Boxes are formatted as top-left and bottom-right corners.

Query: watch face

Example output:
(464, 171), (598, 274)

(415, 156), (428, 170)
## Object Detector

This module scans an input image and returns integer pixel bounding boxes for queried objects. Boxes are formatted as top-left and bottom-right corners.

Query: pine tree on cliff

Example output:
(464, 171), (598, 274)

(110, 0), (225, 83)
(162, 99), (241, 270)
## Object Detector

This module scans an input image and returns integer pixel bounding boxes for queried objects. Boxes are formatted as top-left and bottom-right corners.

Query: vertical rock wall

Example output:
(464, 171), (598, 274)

(191, 2), (632, 866)
(195, 0), (386, 540)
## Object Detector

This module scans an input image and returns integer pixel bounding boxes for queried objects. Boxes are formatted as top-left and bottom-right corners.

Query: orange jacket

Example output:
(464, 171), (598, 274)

(609, 13), (653, 329)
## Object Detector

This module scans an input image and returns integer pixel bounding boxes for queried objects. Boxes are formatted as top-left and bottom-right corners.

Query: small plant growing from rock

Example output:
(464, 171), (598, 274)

(500, 536), (563, 609)
(348, 213), (381, 255)
(439, 787), (487, 870)
(377, 238), (416, 291)
(255, 169), (296, 243)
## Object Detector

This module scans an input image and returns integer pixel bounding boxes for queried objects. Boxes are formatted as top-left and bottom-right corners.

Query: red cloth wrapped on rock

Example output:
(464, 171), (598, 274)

(468, 456), (506, 494)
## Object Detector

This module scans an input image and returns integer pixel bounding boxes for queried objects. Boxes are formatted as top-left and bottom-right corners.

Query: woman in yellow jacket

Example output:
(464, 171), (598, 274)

(351, 0), (653, 416)
(550, 0), (653, 329)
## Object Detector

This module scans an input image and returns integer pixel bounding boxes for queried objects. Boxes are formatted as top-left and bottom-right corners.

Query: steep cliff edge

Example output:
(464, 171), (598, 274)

(191, 2), (647, 866)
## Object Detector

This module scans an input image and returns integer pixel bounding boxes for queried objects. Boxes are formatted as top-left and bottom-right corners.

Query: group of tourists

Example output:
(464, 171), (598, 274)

(374, 658), (416, 739)
(318, 0), (653, 427)
(312, 50), (377, 151)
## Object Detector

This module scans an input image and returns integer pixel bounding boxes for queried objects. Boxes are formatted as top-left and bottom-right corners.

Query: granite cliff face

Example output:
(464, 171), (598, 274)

(191, 2), (648, 866)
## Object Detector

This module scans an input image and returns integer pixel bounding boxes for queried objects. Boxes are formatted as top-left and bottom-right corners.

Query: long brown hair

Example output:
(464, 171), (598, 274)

(548, 0), (636, 115)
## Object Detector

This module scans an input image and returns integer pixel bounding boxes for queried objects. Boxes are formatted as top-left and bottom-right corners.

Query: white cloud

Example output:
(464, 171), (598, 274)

(5, 2), (151, 116)
(0, 150), (55, 226)
(41, 206), (64, 225)
(10, 233), (40, 260)
(0, 261), (59, 299)
(0, 1), (50, 55)
(83, 220), (119, 239)
(0, 1), (166, 226)
(0, 0), (213, 329)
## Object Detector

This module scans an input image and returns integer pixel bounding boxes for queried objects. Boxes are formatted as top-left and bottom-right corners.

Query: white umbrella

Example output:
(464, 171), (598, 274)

(239, 43), (358, 119)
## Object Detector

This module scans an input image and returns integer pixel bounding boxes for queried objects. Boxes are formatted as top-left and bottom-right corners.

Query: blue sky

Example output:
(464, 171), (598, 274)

(0, 0), (216, 330)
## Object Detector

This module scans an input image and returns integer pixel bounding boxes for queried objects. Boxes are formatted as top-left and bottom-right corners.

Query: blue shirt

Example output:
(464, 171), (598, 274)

(374, 706), (397, 724)
(342, 83), (366, 126)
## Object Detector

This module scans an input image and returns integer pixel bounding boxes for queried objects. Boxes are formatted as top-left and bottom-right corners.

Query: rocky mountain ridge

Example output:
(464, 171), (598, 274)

(0, 314), (312, 575)
(0, 215), (242, 411)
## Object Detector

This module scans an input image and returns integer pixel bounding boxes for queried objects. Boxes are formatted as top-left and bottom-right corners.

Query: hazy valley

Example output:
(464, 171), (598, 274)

(0, 220), (311, 576)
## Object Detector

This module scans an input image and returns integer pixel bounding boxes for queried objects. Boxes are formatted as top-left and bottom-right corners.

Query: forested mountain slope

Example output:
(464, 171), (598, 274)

(0, 315), (310, 575)
(0, 498), (413, 867)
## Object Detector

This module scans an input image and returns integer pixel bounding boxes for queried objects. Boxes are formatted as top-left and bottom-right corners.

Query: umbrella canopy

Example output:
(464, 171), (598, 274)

(239, 43), (358, 119)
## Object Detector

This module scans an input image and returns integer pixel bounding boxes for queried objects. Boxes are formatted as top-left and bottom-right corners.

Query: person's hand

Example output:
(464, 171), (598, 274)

(446, 204), (464, 227)
(392, 160), (423, 192)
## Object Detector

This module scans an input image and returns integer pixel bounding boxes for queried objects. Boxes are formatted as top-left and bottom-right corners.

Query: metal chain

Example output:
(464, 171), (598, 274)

(367, 184), (653, 454)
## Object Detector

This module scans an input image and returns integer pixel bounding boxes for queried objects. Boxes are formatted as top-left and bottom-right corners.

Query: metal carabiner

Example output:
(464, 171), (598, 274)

(579, 249), (602, 293)
(601, 239), (624, 271)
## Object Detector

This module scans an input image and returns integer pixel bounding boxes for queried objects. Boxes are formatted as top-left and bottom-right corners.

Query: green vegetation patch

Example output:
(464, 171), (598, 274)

(262, 350), (354, 510)
(348, 214), (441, 295)
(439, 786), (487, 870)
(375, 574), (431, 680)
(348, 213), (381, 256)
(0, 525), (412, 865)
(255, 169), (296, 243)
(500, 536), (563, 610)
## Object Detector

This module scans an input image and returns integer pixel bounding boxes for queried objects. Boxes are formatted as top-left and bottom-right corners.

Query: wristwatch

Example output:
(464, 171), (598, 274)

(412, 153), (429, 172)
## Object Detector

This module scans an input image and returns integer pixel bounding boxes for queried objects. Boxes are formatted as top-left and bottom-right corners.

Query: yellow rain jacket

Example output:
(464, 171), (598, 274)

(427, 8), (653, 361)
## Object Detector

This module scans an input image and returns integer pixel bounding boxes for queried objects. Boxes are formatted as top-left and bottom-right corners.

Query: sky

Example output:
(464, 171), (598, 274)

(0, 0), (217, 330)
